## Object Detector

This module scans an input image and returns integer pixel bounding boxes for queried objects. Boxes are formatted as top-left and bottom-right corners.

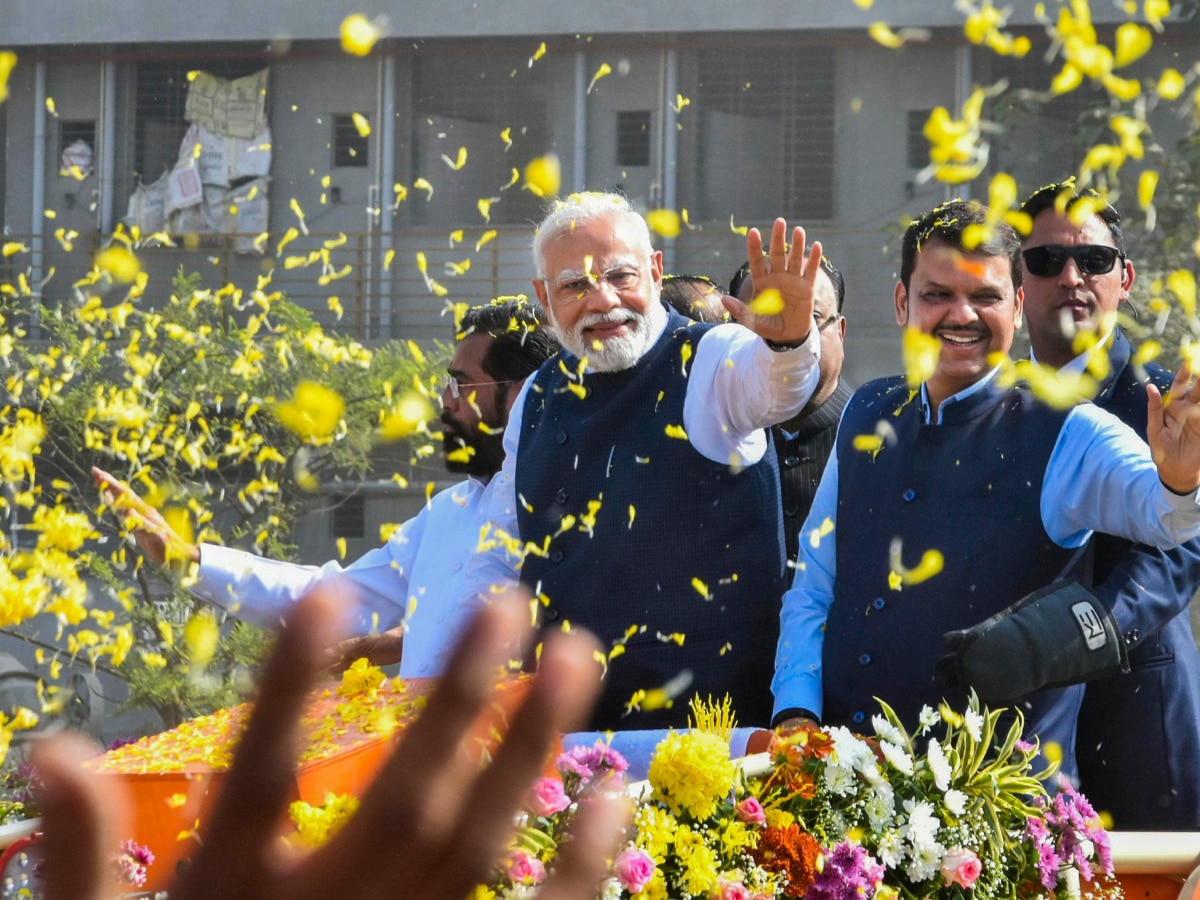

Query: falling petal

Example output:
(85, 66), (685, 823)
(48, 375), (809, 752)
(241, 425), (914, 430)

(352, 112), (371, 137)
(1168, 269), (1197, 318)
(673, 94), (690, 113)
(587, 62), (612, 94)
(441, 146), (468, 170)
(500, 127), (513, 150)
(729, 215), (749, 236)
(645, 208), (681, 239)
(289, 198), (309, 234)
(476, 230), (498, 251)
(0, 52), (16, 105)
(500, 167), (520, 190)
(328, 296), (344, 320)
(664, 424), (688, 440)
(691, 577), (712, 600)
(1114, 22), (1153, 68)
(748, 288), (783, 317)
(183, 611), (219, 668)
(529, 42), (547, 67)
(336, 537), (347, 560)
(524, 154), (561, 198)
(902, 327), (940, 389)
(478, 197), (494, 222)
(94, 246), (142, 283)
(1156, 68), (1186, 100)
(414, 177), (434, 200)
(340, 14), (382, 56)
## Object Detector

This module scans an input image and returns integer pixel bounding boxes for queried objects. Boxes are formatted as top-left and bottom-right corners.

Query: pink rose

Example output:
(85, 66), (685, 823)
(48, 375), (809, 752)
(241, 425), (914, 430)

(529, 776), (571, 817)
(735, 797), (767, 826)
(507, 850), (547, 885)
(615, 848), (657, 893)
(941, 848), (982, 889)
(716, 876), (751, 900)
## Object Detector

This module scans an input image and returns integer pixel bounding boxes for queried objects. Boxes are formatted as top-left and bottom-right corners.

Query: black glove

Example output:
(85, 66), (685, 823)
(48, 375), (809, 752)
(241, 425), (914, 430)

(940, 580), (1130, 707)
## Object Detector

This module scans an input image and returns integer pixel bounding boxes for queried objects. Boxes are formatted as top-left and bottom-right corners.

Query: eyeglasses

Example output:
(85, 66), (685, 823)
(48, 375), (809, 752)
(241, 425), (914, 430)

(814, 312), (843, 332)
(548, 265), (643, 304)
(442, 375), (515, 399)
(1022, 245), (1122, 278)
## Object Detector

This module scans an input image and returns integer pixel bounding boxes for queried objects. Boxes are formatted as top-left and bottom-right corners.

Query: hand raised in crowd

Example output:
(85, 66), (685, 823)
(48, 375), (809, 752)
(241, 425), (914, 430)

(91, 466), (201, 566)
(1148, 363), (1200, 495)
(33, 586), (625, 900)
(722, 218), (823, 347)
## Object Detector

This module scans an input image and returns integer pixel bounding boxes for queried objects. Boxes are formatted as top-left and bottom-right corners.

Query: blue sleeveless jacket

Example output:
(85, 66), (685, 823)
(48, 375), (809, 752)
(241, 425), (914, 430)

(516, 307), (787, 730)
(825, 376), (1074, 729)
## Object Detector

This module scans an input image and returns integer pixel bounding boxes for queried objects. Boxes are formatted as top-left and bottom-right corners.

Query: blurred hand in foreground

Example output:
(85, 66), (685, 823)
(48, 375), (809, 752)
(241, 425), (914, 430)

(33, 585), (623, 900)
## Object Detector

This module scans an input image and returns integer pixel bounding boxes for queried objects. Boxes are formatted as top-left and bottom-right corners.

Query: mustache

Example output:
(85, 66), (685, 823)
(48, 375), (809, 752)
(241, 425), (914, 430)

(935, 325), (988, 337)
(577, 310), (638, 330)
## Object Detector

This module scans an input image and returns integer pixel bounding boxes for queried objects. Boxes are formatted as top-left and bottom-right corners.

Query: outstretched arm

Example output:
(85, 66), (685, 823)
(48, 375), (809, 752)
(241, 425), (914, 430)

(92, 466), (199, 565)
(722, 218), (822, 347)
(34, 585), (625, 900)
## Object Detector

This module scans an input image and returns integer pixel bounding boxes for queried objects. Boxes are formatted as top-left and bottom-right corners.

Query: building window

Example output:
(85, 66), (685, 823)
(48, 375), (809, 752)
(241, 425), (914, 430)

(333, 114), (370, 168)
(907, 110), (932, 170)
(682, 44), (837, 222)
(332, 493), (366, 540)
(60, 120), (97, 157)
(616, 110), (652, 167)
(133, 57), (265, 180)
(410, 45), (551, 227)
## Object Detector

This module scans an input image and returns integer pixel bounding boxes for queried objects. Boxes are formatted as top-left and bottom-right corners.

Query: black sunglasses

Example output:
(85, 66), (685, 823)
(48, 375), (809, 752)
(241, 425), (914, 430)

(1022, 244), (1122, 278)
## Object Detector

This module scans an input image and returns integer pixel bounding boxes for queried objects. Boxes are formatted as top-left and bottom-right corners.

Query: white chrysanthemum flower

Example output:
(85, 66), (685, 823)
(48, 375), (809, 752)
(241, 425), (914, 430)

(823, 760), (857, 796)
(876, 829), (904, 868)
(829, 726), (877, 773)
(865, 791), (896, 831)
(944, 789), (968, 816)
(964, 708), (984, 742)
(599, 877), (623, 900)
(879, 740), (915, 776)
(918, 705), (940, 734)
(903, 798), (940, 847)
(872, 714), (906, 746)
(905, 841), (946, 882)
(926, 737), (951, 791)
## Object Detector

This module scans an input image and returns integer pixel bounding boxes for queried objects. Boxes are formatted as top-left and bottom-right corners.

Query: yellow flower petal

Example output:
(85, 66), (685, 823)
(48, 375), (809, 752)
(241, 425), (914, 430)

(340, 14), (382, 56)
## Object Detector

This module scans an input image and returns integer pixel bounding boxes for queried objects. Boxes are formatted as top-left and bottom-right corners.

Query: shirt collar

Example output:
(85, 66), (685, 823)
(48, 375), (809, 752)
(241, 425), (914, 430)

(919, 366), (1002, 425)
(1030, 326), (1115, 375)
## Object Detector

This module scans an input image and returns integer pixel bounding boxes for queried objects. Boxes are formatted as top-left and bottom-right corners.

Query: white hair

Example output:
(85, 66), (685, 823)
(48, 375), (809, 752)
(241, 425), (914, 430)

(531, 192), (653, 279)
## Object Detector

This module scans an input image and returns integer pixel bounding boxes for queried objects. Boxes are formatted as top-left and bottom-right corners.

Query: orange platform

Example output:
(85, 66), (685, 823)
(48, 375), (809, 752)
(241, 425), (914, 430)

(89, 676), (534, 892)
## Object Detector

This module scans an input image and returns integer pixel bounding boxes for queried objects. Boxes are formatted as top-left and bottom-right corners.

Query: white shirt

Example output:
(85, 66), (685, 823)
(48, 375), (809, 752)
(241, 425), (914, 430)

(771, 369), (1200, 719)
(193, 478), (488, 678)
(459, 314), (823, 601)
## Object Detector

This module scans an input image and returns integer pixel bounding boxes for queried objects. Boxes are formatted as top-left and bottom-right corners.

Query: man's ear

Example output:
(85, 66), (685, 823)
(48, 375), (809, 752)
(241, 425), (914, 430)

(1120, 259), (1135, 301)
(1013, 285), (1024, 329)
(533, 278), (550, 310)
(650, 250), (664, 292)
(894, 281), (909, 326)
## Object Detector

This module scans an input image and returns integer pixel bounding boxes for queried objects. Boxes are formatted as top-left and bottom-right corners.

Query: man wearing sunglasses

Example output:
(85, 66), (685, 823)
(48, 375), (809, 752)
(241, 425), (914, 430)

(957, 182), (1200, 828)
(772, 198), (1200, 789)
(95, 299), (561, 678)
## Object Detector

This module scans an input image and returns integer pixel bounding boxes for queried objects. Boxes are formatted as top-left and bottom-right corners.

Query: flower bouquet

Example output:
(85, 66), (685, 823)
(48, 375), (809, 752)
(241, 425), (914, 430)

(477, 695), (1120, 900)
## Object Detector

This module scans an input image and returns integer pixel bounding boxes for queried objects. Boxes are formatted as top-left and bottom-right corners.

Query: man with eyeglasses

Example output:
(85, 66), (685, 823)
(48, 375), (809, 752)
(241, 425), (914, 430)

(94, 299), (560, 678)
(944, 182), (1200, 827)
(462, 191), (824, 739)
(772, 199), (1200, 790)
(730, 254), (851, 563)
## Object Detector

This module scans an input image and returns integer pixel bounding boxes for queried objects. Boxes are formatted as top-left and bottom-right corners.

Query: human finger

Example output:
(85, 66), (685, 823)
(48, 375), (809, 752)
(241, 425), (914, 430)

(767, 218), (788, 270)
(33, 732), (131, 900)
(171, 586), (344, 900)
(434, 628), (604, 897)
(315, 594), (533, 891)
(537, 793), (631, 900)
(745, 228), (766, 282)
(784, 226), (807, 276)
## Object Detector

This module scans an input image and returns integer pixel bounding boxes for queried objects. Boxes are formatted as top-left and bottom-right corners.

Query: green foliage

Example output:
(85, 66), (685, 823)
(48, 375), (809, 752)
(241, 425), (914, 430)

(0, 269), (447, 732)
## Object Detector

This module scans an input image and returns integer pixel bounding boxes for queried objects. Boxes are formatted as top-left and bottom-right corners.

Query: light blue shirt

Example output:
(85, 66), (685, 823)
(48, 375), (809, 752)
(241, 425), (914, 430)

(771, 371), (1200, 720)
(193, 478), (488, 678)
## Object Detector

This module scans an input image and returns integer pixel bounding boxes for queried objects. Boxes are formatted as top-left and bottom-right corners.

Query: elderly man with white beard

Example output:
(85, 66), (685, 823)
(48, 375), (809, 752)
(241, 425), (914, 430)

(460, 192), (822, 748)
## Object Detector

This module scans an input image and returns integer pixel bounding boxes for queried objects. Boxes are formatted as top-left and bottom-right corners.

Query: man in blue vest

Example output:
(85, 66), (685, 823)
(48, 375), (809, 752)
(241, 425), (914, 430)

(771, 199), (1200, 779)
(944, 182), (1200, 827)
(462, 191), (825, 734)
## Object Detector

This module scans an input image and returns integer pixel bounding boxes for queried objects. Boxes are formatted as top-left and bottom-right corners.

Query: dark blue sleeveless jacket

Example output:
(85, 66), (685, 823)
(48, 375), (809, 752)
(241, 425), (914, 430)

(825, 375), (1074, 729)
(516, 306), (787, 730)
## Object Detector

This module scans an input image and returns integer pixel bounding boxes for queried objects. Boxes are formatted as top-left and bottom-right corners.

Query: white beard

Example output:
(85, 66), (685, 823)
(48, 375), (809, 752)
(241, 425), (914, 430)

(549, 301), (667, 373)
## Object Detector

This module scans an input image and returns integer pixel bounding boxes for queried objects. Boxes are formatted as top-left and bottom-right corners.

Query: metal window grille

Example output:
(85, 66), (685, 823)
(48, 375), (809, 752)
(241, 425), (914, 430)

(333, 114), (369, 168)
(907, 110), (932, 170)
(59, 120), (97, 157)
(616, 110), (652, 167)
(688, 45), (836, 222)
(133, 57), (265, 180)
(411, 46), (551, 227)
(332, 493), (366, 540)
